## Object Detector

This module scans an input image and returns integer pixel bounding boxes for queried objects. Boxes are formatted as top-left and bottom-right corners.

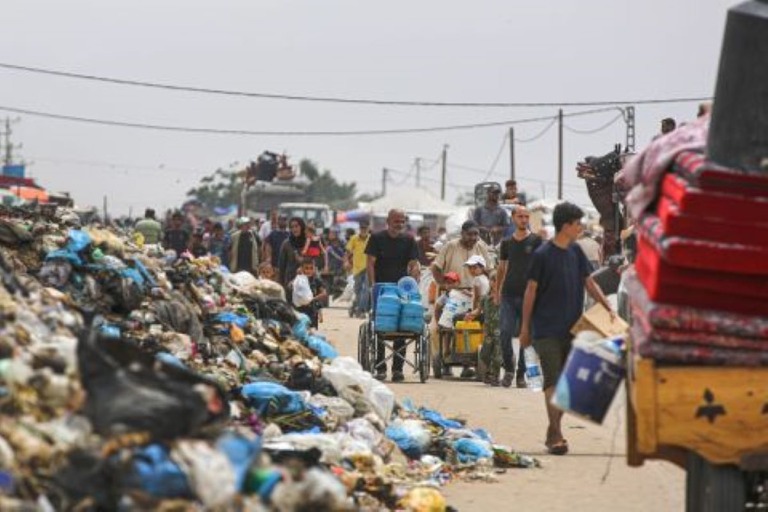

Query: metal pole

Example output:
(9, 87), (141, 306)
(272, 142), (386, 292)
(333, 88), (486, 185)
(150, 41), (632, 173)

(509, 127), (515, 180)
(557, 109), (563, 200)
(625, 106), (636, 152)
(440, 144), (448, 200)
(415, 158), (421, 187)
(381, 168), (388, 196)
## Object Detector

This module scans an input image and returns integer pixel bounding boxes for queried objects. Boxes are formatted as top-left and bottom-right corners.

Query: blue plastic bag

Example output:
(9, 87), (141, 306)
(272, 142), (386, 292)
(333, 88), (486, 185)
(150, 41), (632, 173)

(215, 432), (261, 491)
(453, 438), (493, 464)
(385, 420), (431, 459)
(213, 312), (250, 328)
(241, 381), (306, 416)
(291, 313), (311, 342)
(67, 229), (92, 252)
(419, 408), (463, 430)
(305, 334), (338, 360)
(127, 444), (193, 498)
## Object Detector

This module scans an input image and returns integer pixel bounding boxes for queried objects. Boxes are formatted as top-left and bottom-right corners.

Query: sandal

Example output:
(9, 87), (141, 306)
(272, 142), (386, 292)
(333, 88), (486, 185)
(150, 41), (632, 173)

(546, 439), (569, 456)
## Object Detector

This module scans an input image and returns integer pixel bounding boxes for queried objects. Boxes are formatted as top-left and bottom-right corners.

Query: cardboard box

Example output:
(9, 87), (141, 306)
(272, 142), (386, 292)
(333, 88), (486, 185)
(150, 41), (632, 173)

(570, 303), (629, 338)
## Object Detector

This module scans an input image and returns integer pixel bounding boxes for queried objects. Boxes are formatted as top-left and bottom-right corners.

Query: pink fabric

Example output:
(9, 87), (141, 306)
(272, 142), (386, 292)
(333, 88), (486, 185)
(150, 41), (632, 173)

(616, 115), (710, 220)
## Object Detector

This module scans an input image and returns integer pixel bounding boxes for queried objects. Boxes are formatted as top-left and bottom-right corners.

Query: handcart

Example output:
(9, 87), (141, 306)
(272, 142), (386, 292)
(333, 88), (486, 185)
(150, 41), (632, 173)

(432, 320), (483, 379)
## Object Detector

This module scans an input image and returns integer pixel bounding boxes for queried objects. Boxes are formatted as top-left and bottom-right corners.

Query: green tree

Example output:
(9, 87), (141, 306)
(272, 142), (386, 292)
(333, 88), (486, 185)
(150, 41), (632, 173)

(186, 167), (242, 211)
(300, 159), (357, 209)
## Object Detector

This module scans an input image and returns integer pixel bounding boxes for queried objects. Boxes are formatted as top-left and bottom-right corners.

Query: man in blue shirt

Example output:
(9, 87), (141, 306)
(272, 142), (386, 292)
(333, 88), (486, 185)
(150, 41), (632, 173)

(519, 202), (615, 456)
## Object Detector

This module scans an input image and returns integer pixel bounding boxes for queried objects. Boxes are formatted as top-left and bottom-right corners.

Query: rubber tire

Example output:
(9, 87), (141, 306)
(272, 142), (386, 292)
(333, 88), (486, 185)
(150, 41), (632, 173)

(419, 333), (430, 383)
(688, 452), (747, 512)
(432, 354), (443, 379)
(686, 452), (706, 512)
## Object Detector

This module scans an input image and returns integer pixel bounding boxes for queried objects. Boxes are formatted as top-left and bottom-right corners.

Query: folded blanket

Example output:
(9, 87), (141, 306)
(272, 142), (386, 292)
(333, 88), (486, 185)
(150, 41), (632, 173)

(674, 150), (768, 197)
(630, 297), (768, 351)
(656, 196), (768, 247)
(637, 215), (768, 275)
(661, 173), (768, 224)
(635, 241), (768, 316)
(616, 115), (709, 220)
(631, 322), (768, 366)
(625, 270), (768, 339)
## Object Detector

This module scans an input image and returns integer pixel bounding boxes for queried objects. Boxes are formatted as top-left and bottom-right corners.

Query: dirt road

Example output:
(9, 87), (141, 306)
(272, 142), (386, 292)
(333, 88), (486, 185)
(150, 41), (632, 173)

(321, 305), (685, 511)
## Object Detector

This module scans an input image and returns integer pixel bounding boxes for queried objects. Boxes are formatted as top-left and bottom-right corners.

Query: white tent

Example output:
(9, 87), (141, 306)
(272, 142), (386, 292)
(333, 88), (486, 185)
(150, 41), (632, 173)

(366, 186), (457, 215)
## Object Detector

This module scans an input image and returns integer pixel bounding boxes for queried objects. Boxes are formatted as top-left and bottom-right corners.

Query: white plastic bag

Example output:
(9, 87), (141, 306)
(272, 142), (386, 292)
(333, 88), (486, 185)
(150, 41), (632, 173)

(292, 274), (313, 307)
(339, 275), (355, 302)
(438, 290), (472, 328)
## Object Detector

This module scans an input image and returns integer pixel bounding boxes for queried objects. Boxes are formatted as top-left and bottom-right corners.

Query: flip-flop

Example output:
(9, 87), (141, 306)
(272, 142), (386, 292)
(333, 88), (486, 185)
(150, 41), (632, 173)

(547, 439), (569, 456)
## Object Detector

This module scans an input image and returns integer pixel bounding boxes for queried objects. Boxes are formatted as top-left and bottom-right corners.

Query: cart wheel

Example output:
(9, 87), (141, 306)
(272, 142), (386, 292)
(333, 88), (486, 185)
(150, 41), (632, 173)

(419, 332), (430, 383)
(686, 452), (706, 512)
(357, 323), (369, 370)
(367, 331), (380, 375)
(687, 452), (747, 512)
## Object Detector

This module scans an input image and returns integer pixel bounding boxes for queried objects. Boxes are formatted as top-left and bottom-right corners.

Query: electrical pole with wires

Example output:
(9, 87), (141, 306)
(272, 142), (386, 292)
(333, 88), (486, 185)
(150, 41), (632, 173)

(381, 168), (388, 196)
(440, 144), (448, 200)
(624, 106), (636, 152)
(509, 127), (515, 180)
(557, 109), (563, 200)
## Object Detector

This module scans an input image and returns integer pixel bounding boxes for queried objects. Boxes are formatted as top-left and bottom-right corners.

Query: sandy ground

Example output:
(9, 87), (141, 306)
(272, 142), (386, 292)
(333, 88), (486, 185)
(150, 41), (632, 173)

(321, 304), (685, 512)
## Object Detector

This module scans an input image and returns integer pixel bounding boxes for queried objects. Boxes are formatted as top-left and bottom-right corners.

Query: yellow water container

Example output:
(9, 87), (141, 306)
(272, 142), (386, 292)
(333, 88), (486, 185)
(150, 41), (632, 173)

(454, 320), (483, 354)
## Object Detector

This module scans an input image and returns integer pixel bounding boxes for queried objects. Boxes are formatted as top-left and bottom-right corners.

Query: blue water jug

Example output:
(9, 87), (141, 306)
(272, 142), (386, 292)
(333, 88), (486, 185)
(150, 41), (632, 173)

(374, 283), (401, 332)
(399, 293), (424, 333)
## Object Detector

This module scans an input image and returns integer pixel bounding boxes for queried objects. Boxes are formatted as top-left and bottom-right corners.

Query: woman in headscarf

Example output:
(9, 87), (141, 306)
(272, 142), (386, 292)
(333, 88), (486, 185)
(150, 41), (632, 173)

(277, 217), (307, 289)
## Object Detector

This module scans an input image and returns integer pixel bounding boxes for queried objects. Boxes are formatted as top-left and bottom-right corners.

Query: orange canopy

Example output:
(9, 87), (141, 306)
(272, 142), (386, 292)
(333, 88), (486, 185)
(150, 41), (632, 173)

(13, 186), (49, 202)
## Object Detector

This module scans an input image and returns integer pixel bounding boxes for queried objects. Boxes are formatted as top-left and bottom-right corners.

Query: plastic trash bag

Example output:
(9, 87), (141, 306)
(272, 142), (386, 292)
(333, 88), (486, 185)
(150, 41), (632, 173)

(339, 274), (355, 302)
(398, 486), (447, 512)
(305, 334), (338, 360)
(77, 324), (229, 439)
(215, 432), (262, 491)
(419, 408), (463, 430)
(240, 381), (307, 416)
(385, 419), (431, 459)
(124, 444), (193, 499)
(292, 274), (313, 307)
(322, 357), (395, 421)
(172, 440), (237, 508)
(438, 290), (471, 328)
(452, 438), (493, 464)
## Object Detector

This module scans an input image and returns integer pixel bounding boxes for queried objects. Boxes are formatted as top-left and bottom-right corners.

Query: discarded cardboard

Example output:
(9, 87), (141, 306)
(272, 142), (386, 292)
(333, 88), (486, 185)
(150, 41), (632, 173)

(570, 303), (629, 338)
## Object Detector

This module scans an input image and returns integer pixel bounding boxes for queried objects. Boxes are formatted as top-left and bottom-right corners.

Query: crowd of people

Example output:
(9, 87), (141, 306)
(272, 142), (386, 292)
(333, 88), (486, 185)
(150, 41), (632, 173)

(128, 187), (617, 457)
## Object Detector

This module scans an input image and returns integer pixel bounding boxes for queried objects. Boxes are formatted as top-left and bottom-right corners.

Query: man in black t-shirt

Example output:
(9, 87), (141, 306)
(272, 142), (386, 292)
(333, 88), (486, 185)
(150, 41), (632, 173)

(365, 209), (420, 382)
(495, 206), (542, 388)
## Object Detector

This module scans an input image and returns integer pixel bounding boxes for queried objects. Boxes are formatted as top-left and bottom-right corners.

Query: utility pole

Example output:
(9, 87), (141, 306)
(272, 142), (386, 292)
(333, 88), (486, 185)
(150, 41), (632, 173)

(557, 109), (564, 200)
(509, 127), (516, 180)
(624, 106), (636, 152)
(415, 158), (421, 187)
(440, 144), (448, 200)
(381, 167), (388, 196)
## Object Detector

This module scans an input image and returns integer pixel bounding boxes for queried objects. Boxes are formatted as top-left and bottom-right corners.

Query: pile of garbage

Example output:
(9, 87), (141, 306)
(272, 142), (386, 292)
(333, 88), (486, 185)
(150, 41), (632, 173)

(0, 208), (538, 511)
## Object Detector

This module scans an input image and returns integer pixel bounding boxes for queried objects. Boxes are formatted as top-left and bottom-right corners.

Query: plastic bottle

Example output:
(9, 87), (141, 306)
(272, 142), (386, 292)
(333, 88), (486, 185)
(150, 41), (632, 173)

(523, 346), (544, 392)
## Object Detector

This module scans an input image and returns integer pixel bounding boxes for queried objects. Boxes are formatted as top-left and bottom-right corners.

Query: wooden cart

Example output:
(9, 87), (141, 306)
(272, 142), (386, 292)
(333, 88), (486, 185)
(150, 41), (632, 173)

(626, 356), (768, 510)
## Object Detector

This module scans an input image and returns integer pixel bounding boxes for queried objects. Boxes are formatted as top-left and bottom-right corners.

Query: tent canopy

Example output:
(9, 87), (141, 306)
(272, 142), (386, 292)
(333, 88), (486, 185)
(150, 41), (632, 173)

(366, 186), (457, 216)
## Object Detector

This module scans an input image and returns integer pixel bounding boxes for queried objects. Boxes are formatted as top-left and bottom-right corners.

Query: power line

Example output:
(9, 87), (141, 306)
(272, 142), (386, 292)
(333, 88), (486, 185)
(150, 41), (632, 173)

(563, 112), (625, 134)
(0, 104), (619, 137)
(0, 61), (712, 108)
(481, 132), (510, 181)
(514, 117), (558, 142)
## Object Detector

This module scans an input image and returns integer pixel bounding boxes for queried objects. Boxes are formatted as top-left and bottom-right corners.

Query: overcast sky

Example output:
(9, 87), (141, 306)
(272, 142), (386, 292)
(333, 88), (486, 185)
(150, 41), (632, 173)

(0, 0), (735, 215)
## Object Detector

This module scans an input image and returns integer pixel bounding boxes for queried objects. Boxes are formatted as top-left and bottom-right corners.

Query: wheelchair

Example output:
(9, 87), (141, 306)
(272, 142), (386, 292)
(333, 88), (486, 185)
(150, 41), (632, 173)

(357, 303), (431, 383)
